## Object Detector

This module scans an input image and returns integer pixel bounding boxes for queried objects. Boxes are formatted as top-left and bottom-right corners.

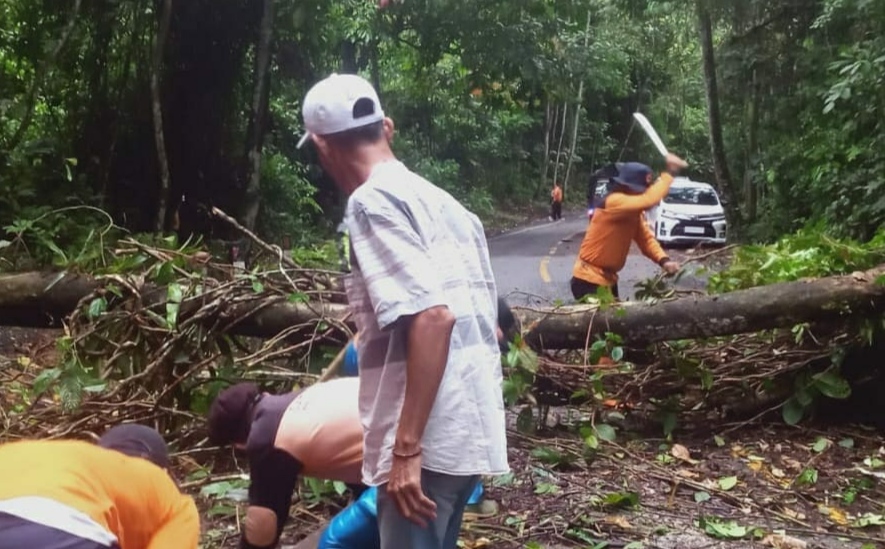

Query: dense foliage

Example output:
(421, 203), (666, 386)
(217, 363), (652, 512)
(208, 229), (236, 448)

(1, 0), (884, 253)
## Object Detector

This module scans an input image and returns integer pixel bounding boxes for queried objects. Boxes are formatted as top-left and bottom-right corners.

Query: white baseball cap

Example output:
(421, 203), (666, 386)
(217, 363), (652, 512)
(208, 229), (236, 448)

(297, 73), (385, 149)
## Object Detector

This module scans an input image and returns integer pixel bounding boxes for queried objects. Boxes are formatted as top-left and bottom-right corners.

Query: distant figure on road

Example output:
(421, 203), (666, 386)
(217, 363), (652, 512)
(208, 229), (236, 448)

(570, 154), (687, 301)
(550, 182), (563, 221)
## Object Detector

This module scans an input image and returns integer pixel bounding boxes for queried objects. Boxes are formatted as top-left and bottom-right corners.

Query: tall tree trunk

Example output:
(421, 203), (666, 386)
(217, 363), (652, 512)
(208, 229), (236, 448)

(535, 100), (553, 199)
(743, 67), (761, 222)
(369, 38), (381, 93)
(5, 0), (83, 153)
(562, 11), (592, 199)
(240, 0), (275, 233)
(150, 0), (173, 232)
(696, 0), (733, 203)
(551, 103), (568, 190)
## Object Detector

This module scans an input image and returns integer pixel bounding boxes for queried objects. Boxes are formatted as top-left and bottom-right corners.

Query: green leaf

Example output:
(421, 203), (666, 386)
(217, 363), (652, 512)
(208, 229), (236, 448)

(601, 491), (639, 509)
(532, 446), (565, 466)
(812, 437), (829, 453)
(0, 239), (11, 249)
(167, 283), (184, 303)
(839, 438), (855, 449)
(333, 480), (347, 496)
(87, 297), (107, 319)
(611, 346), (624, 362)
(782, 397), (805, 426)
(796, 468), (818, 486)
(534, 482), (559, 495)
(82, 382), (107, 394)
(154, 261), (175, 284)
(853, 513), (885, 528)
(624, 543), (644, 549)
(661, 411), (677, 437)
(694, 491), (711, 503)
(718, 476), (738, 491)
(252, 280), (264, 293)
(699, 516), (748, 539)
(713, 435), (726, 447)
(813, 369), (851, 399)
(595, 423), (617, 442)
(288, 292), (308, 303)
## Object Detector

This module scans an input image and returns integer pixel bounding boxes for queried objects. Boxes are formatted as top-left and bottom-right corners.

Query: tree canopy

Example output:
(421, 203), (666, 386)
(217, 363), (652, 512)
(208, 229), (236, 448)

(1, 0), (883, 252)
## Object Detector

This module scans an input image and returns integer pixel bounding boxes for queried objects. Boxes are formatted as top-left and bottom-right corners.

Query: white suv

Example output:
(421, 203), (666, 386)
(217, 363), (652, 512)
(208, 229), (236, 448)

(648, 178), (727, 246)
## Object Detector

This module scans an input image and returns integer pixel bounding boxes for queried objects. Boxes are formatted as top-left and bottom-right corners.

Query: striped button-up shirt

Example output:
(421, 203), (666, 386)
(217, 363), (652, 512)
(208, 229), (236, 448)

(343, 160), (509, 486)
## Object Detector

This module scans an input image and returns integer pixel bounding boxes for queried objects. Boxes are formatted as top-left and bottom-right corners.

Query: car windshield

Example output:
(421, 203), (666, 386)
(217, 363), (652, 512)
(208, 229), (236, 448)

(665, 187), (719, 206)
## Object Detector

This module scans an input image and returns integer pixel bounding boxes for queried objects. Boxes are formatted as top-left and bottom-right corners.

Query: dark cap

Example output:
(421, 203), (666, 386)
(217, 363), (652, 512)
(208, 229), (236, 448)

(98, 424), (170, 469)
(207, 383), (260, 446)
(612, 162), (653, 193)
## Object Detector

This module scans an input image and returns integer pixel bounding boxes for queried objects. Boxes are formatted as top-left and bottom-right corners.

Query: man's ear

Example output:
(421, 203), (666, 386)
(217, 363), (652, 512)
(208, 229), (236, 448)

(646, 173), (653, 184)
(312, 134), (330, 158)
(383, 117), (395, 142)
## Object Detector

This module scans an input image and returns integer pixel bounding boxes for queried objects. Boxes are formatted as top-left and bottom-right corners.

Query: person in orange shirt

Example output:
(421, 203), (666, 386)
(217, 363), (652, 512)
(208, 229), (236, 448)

(550, 182), (563, 221)
(571, 154), (688, 301)
(0, 424), (200, 549)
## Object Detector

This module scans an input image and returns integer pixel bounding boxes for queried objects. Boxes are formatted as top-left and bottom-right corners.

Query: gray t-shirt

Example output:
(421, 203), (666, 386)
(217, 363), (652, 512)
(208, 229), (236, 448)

(343, 160), (510, 486)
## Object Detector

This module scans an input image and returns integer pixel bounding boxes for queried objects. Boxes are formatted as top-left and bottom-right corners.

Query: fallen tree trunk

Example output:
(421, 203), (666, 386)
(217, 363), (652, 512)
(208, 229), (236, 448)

(0, 265), (883, 347)
(520, 265), (885, 349)
(0, 271), (349, 338)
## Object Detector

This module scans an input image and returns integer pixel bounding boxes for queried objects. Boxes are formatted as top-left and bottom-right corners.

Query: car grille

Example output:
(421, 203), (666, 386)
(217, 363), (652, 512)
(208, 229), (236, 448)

(671, 221), (717, 238)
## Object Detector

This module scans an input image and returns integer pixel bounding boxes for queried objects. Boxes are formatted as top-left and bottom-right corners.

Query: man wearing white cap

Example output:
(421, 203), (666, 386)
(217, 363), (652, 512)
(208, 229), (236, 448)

(297, 73), (509, 549)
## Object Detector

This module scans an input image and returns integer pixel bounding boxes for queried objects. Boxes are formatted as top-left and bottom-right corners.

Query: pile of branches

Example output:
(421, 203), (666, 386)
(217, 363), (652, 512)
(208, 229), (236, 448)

(1, 214), (350, 444)
(532, 326), (861, 432)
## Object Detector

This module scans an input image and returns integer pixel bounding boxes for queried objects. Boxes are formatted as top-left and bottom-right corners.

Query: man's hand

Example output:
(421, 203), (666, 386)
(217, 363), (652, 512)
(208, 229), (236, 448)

(665, 153), (688, 174)
(662, 261), (680, 275)
(386, 452), (437, 528)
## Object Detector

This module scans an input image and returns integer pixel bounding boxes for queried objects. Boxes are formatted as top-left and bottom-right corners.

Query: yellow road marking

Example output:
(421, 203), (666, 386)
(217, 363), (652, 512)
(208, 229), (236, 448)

(539, 257), (551, 283)
(539, 243), (563, 284)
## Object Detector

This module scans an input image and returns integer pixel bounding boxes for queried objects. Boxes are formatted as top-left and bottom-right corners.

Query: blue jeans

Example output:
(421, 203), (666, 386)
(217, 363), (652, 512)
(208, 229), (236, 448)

(376, 470), (479, 549)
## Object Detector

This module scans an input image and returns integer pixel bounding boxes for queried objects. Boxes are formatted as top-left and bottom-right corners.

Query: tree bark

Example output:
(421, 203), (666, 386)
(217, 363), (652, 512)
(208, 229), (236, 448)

(743, 67), (761, 222)
(535, 100), (554, 199)
(551, 103), (568, 190)
(5, 0), (83, 153)
(696, 0), (733, 203)
(562, 11), (592, 199)
(0, 272), (348, 338)
(2, 266), (884, 347)
(240, 0), (275, 233)
(521, 265), (885, 349)
(150, 0), (173, 232)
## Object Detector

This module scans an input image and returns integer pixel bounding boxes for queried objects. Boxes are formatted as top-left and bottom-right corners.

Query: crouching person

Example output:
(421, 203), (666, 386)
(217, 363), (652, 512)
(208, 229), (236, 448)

(207, 377), (364, 549)
(0, 424), (200, 549)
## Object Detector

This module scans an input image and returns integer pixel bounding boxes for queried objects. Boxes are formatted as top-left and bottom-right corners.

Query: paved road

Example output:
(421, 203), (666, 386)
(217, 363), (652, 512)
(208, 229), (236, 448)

(489, 212), (708, 307)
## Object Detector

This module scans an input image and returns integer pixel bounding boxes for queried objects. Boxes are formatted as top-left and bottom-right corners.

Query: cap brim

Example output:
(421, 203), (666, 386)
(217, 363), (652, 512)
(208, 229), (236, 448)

(296, 132), (312, 149)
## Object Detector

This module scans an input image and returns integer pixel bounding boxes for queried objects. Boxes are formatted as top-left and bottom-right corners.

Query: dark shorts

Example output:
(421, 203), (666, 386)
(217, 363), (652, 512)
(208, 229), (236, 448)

(0, 512), (118, 549)
(570, 277), (620, 301)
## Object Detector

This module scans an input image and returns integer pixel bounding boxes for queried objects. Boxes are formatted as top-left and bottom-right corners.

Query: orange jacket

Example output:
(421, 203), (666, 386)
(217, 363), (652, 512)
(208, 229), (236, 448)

(551, 186), (563, 203)
(0, 440), (199, 549)
(572, 173), (673, 286)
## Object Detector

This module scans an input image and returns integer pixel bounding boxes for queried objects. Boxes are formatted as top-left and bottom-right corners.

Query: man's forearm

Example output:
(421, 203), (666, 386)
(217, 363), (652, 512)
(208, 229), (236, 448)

(394, 306), (456, 453)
